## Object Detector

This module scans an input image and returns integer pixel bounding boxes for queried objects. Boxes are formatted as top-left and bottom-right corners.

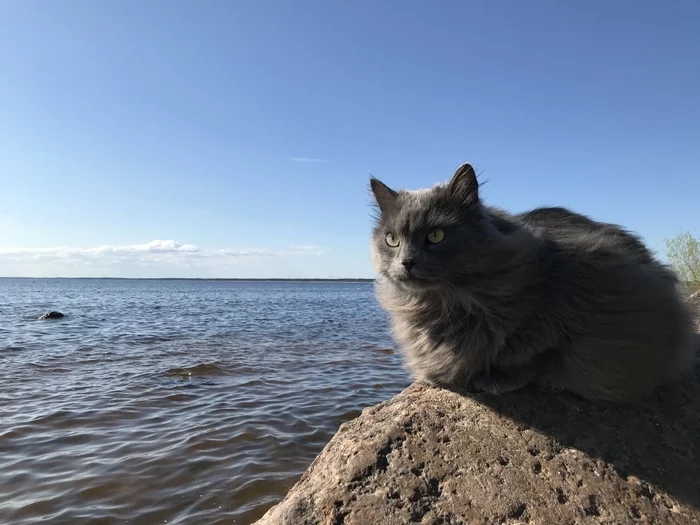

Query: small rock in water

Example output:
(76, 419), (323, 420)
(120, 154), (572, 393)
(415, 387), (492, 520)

(38, 311), (65, 320)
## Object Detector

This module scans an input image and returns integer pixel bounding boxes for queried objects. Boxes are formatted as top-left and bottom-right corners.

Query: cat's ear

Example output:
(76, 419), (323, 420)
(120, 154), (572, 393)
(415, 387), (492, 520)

(369, 177), (399, 214)
(447, 163), (479, 204)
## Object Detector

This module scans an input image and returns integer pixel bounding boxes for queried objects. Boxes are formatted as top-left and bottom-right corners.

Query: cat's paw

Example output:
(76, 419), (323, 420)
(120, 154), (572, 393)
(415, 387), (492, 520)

(471, 368), (535, 396)
(472, 374), (508, 395)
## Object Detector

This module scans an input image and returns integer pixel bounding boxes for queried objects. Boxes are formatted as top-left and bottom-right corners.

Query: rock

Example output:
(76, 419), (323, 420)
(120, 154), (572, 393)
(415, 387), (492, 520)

(256, 379), (700, 524)
(256, 299), (700, 524)
(688, 291), (700, 331)
(38, 311), (64, 320)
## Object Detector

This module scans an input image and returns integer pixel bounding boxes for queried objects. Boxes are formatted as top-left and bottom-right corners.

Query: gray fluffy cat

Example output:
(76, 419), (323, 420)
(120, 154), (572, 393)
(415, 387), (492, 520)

(369, 163), (697, 402)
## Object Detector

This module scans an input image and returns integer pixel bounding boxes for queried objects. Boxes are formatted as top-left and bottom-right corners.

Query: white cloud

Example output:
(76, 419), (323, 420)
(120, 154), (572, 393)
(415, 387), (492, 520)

(288, 156), (331, 163)
(0, 240), (200, 257)
(0, 240), (326, 277)
(288, 245), (326, 256)
(92, 240), (201, 254)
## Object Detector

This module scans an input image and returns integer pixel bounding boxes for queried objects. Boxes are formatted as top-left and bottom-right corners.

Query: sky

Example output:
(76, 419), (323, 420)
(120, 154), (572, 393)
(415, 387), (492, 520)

(0, 0), (698, 278)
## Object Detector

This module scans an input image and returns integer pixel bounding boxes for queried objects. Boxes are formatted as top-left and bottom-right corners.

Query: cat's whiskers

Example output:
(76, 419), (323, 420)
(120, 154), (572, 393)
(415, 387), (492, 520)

(355, 281), (377, 291)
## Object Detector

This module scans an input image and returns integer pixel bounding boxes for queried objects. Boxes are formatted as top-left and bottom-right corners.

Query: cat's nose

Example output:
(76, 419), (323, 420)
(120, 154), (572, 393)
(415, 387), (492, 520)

(402, 259), (416, 272)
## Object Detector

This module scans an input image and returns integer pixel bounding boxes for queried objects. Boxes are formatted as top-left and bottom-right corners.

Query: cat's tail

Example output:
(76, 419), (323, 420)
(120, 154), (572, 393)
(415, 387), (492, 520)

(692, 332), (700, 365)
(679, 291), (700, 372)
(675, 326), (700, 383)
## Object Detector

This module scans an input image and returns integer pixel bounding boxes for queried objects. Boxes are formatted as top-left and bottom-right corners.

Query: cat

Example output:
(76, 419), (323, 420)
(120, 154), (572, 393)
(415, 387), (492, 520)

(369, 162), (697, 402)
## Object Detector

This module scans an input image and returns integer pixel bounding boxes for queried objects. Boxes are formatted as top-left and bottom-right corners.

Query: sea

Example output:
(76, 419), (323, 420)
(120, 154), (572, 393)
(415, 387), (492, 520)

(0, 278), (410, 524)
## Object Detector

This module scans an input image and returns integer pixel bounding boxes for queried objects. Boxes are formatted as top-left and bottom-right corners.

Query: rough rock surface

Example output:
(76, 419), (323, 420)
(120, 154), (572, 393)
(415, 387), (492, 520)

(38, 311), (64, 320)
(256, 300), (700, 525)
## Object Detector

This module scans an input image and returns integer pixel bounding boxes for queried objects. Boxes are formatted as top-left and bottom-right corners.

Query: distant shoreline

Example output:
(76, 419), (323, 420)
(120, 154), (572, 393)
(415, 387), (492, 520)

(0, 277), (375, 283)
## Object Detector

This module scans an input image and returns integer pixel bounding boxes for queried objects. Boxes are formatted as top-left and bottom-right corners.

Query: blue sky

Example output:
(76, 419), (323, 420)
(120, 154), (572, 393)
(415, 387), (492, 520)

(1, 0), (698, 278)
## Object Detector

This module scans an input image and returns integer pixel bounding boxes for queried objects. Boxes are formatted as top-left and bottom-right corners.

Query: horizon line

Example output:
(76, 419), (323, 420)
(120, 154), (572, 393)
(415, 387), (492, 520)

(0, 276), (375, 282)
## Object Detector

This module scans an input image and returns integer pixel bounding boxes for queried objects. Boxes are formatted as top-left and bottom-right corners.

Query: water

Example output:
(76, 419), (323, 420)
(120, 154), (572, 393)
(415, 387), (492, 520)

(0, 278), (409, 524)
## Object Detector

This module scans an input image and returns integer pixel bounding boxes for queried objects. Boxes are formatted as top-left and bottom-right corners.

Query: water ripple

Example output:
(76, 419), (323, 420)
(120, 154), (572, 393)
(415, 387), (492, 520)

(0, 278), (409, 524)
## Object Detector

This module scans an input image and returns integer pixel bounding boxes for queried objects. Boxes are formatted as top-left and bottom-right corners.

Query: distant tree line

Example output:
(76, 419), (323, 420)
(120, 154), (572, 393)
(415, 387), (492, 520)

(665, 231), (700, 295)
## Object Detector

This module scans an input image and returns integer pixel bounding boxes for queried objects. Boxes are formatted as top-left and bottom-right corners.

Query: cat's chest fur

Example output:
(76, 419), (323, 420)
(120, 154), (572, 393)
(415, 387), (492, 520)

(376, 282), (523, 385)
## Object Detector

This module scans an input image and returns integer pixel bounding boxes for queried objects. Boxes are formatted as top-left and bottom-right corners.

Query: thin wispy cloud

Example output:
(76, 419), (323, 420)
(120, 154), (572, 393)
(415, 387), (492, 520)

(288, 156), (331, 163)
(288, 245), (325, 256)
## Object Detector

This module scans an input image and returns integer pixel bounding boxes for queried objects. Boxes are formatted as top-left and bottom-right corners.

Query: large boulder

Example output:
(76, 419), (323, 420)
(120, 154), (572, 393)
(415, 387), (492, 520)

(256, 305), (700, 524)
(256, 377), (699, 524)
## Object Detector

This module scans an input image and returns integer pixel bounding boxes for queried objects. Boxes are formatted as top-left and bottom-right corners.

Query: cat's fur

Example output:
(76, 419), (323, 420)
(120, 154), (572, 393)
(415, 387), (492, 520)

(369, 163), (697, 402)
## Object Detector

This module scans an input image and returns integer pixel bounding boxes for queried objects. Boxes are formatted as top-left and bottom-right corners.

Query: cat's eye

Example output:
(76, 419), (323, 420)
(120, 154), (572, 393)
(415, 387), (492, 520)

(385, 233), (400, 247)
(427, 228), (445, 244)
